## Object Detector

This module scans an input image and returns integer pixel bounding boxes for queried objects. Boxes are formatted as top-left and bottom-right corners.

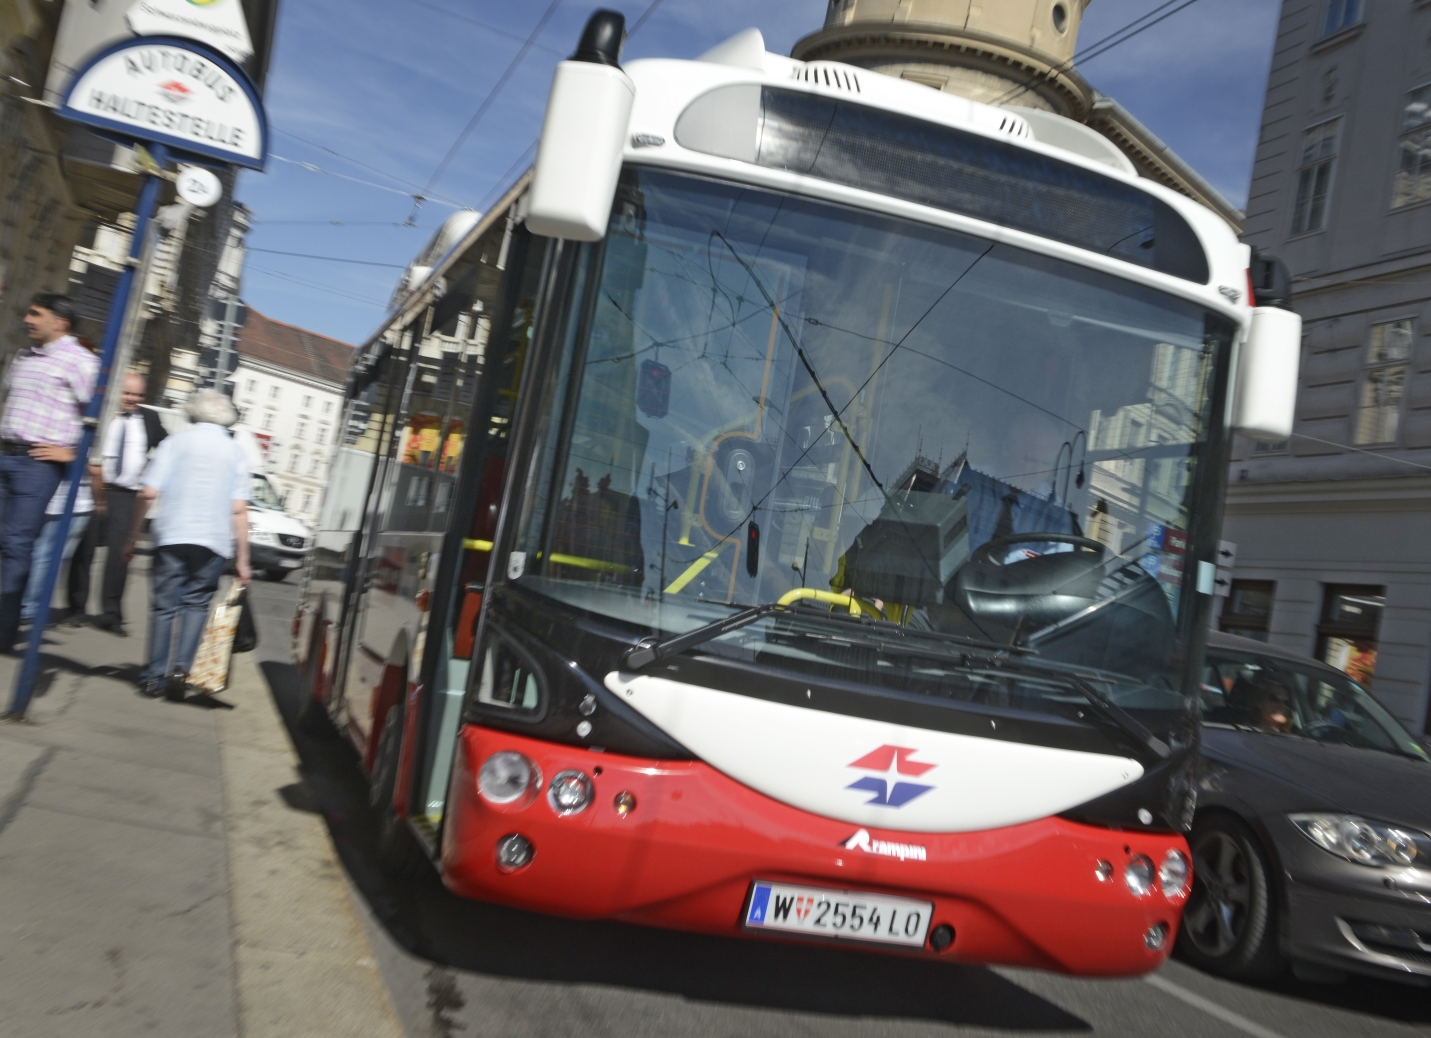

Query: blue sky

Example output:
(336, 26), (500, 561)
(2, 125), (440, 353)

(236, 0), (1281, 346)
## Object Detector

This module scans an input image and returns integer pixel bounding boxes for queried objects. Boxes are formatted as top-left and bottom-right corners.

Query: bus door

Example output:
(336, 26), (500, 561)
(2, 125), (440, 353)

(407, 223), (547, 837)
(338, 315), (422, 757)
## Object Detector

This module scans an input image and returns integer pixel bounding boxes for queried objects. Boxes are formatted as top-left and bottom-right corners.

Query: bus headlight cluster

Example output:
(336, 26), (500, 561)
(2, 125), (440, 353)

(547, 770), (593, 815)
(1159, 850), (1190, 899)
(479, 751), (539, 805)
(1124, 855), (1155, 897)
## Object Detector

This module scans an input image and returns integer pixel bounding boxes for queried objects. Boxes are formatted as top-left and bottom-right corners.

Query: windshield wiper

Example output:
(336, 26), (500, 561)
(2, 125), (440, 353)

(625, 602), (782, 670)
(1064, 674), (1171, 759)
(624, 600), (1030, 671)
(623, 603), (1170, 761)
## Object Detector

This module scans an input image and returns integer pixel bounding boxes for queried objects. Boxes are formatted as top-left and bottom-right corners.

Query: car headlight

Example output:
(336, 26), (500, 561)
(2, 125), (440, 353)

(1289, 813), (1431, 868)
(249, 528), (277, 545)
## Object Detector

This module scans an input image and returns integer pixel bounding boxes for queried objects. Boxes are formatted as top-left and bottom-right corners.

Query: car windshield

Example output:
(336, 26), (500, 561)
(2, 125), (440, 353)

(251, 476), (284, 511)
(512, 168), (1234, 716)
(1203, 651), (1431, 761)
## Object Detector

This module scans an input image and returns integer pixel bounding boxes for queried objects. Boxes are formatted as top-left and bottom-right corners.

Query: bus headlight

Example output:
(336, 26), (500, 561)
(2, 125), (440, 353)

(1159, 850), (1190, 899)
(1125, 855), (1155, 896)
(479, 751), (539, 805)
(547, 770), (593, 815)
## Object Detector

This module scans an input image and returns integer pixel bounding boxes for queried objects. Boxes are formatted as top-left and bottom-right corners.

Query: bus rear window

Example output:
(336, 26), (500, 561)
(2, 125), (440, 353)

(675, 85), (1209, 284)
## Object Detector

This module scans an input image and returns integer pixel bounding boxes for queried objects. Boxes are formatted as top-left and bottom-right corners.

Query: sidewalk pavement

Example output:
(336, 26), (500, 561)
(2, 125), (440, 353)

(0, 557), (404, 1037)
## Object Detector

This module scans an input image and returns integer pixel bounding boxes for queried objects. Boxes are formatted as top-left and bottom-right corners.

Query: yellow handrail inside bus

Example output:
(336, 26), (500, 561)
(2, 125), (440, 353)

(777, 587), (883, 618)
(461, 539), (634, 575)
(663, 542), (729, 594)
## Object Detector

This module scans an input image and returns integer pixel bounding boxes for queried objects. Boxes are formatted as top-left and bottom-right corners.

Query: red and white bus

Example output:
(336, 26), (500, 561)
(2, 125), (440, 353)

(294, 12), (1300, 975)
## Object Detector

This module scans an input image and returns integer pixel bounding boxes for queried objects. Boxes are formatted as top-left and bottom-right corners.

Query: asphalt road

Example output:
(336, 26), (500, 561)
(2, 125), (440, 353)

(246, 578), (1431, 1038)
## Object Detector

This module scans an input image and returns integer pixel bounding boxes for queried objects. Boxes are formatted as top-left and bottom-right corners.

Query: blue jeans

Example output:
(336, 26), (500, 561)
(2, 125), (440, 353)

(141, 544), (227, 683)
(21, 514), (91, 622)
(0, 452), (65, 647)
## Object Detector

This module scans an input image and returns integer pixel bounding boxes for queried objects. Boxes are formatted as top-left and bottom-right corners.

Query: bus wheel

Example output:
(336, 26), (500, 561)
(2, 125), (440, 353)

(1176, 814), (1284, 981)
(369, 707), (427, 879)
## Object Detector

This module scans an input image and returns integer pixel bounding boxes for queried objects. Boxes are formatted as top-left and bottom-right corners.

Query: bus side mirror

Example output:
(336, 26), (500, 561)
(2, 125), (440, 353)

(1231, 306), (1301, 443)
(527, 11), (635, 242)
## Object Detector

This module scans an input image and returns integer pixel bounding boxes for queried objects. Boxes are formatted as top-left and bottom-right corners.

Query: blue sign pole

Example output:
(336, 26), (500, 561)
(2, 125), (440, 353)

(4, 143), (170, 719)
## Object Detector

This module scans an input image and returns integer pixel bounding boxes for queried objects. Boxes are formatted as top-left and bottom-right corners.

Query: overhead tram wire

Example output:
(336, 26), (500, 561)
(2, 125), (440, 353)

(404, 0), (565, 55)
(247, 248), (407, 268)
(251, 220), (427, 227)
(246, 264), (390, 307)
(470, 0), (668, 215)
(988, 0), (1204, 107)
(270, 154), (469, 210)
(273, 127), (437, 195)
(415, 0), (567, 216)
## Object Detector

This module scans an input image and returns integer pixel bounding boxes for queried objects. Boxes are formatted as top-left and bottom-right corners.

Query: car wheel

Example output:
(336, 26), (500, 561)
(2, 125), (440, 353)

(1176, 814), (1284, 981)
(369, 706), (428, 879)
(266, 568), (288, 582)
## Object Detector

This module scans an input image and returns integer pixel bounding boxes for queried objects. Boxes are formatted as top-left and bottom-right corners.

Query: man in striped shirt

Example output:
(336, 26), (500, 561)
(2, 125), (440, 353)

(0, 294), (100, 651)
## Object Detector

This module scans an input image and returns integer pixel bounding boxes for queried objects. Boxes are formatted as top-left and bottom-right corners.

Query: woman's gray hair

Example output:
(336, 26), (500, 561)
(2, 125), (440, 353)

(185, 388), (238, 427)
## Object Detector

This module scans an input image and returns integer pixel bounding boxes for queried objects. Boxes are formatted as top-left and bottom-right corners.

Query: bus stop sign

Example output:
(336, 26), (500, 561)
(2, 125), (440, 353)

(58, 35), (267, 169)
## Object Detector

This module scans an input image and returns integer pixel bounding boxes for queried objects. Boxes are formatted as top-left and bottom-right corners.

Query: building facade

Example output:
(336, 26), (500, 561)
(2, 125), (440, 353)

(230, 309), (353, 524)
(1227, 0), (1431, 733)
(791, 0), (1243, 227)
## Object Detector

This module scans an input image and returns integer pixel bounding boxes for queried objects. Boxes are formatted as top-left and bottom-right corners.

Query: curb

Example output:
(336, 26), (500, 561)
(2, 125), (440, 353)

(219, 648), (406, 1038)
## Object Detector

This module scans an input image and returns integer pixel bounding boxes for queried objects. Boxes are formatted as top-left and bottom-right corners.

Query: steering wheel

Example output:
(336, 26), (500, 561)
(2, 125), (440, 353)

(952, 534), (1109, 630)
(966, 533), (1106, 568)
(1303, 720), (1355, 744)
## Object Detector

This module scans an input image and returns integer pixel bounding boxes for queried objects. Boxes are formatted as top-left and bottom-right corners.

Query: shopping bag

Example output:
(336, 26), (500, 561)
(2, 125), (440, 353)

(233, 590), (258, 653)
(188, 582), (245, 695)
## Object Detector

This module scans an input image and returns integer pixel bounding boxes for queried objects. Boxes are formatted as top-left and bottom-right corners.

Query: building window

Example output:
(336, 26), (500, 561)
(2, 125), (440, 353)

(322, 400), (333, 415)
(308, 456), (322, 476)
(302, 394), (312, 407)
(301, 492), (313, 513)
(245, 379), (256, 393)
(1220, 580), (1275, 641)
(286, 452), (299, 473)
(1317, 585), (1385, 687)
(1394, 85), (1431, 209)
(315, 426), (327, 445)
(268, 385), (281, 400)
(1321, 0), (1360, 37)
(1291, 120), (1340, 235)
(1353, 319), (1412, 445)
(261, 411), (274, 431)
(295, 420), (307, 440)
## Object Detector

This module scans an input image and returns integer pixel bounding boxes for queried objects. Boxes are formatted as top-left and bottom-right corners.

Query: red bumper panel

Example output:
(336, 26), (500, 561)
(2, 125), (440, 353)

(442, 726), (1188, 976)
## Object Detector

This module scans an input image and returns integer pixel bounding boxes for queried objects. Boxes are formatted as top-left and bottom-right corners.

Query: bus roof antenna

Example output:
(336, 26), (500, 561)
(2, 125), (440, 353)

(573, 9), (626, 66)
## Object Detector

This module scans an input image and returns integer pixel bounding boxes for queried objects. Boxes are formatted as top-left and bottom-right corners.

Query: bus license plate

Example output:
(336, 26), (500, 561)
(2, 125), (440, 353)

(744, 881), (933, 948)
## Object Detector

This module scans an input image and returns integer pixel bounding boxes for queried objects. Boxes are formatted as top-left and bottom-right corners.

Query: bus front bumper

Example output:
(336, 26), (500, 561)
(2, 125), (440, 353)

(441, 726), (1189, 976)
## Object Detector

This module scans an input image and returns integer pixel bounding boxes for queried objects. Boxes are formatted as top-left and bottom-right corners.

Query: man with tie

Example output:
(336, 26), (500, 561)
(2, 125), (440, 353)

(92, 373), (167, 635)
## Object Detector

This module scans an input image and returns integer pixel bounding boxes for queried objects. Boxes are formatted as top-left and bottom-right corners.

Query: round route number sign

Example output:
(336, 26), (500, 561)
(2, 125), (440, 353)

(176, 166), (223, 208)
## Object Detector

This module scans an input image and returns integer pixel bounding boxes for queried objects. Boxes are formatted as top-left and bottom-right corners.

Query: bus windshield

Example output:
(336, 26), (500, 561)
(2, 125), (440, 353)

(512, 168), (1233, 711)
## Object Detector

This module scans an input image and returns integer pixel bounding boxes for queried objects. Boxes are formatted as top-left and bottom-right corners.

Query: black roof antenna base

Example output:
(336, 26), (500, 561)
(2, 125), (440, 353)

(573, 9), (626, 66)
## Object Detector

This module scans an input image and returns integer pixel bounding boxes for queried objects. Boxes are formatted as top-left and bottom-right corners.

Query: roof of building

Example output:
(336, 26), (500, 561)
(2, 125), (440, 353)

(234, 308), (354, 387)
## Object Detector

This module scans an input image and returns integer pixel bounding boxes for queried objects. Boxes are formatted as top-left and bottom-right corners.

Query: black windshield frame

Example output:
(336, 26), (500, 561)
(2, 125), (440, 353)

(503, 166), (1236, 721)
